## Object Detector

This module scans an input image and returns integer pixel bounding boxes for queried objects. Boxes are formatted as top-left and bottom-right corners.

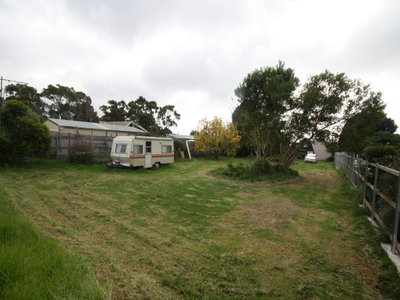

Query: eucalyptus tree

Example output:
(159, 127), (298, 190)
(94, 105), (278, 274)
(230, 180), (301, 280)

(42, 84), (98, 122)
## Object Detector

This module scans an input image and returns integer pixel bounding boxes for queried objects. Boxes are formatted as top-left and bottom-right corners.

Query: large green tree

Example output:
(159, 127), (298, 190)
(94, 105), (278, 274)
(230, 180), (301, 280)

(363, 132), (400, 167)
(235, 62), (380, 171)
(41, 84), (98, 122)
(338, 94), (387, 154)
(376, 117), (397, 134)
(5, 83), (46, 115)
(234, 61), (299, 170)
(275, 72), (376, 170)
(0, 100), (51, 164)
(100, 96), (180, 135)
(99, 100), (127, 121)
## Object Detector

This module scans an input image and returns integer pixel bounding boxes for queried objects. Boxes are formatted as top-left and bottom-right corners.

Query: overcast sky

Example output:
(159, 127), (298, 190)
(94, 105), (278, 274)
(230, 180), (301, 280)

(0, 0), (399, 134)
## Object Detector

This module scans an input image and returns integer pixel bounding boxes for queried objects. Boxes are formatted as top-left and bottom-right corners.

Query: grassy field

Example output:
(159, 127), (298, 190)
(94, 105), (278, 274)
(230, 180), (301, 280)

(0, 174), (105, 299)
(1, 158), (400, 299)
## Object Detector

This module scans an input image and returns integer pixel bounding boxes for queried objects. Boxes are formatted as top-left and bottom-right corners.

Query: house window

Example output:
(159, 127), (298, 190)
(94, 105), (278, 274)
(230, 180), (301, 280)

(115, 143), (127, 153)
(133, 145), (143, 154)
(162, 145), (172, 153)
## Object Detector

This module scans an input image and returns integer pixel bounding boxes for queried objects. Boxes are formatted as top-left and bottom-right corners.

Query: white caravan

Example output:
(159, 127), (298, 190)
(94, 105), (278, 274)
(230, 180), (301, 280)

(110, 136), (174, 168)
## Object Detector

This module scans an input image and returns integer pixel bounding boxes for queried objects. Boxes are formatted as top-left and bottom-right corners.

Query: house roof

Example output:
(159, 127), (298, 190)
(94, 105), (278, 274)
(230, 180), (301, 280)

(100, 121), (133, 126)
(311, 141), (331, 160)
(48, 118), (146, 133)
(100, 121), (148, 132)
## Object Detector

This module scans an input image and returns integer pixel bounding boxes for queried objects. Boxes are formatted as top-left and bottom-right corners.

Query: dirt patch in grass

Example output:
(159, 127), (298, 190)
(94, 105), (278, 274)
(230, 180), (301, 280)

(234, 192), (257, 199)
(184, 194), (196, 198)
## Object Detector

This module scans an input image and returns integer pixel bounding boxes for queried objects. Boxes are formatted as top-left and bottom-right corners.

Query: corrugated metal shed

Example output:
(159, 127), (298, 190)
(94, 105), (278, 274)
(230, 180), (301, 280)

(48, 118), (145, 134)
(100, 121), (148, 133)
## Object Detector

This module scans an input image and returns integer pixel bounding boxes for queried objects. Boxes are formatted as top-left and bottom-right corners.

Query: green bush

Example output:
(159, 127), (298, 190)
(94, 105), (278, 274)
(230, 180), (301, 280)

(217, 160), (298, 182)
(69, 151), (94, 164)
(0, 100), (51, 164)
(363, 145), (399, 166)
(364, 145), (398, 159)
(68, 140), (94, 164)
(252, 158), (273, 173)
(297, 148), (307, 159)
(224, 163), (249, 177)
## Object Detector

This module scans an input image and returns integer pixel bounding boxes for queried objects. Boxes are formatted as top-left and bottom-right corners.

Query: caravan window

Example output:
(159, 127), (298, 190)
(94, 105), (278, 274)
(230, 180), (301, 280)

(133, 145), (143, 154)
(115, 143), (127, 153)
(145, 141), (152, 153)
(161, 145), (172, 153)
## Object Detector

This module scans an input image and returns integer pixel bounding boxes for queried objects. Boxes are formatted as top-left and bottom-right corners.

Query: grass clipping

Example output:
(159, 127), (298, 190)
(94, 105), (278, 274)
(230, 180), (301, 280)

(213, 159), (298, 182)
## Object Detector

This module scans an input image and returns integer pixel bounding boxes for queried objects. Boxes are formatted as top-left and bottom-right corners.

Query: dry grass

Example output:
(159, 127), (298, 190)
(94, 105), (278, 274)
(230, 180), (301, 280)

(1, 158), (399, 299)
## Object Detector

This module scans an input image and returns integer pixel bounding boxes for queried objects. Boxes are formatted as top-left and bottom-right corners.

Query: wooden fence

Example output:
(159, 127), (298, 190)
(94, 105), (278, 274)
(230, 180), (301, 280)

(50, 132), (114, 158)
(334, 152), (400, 254)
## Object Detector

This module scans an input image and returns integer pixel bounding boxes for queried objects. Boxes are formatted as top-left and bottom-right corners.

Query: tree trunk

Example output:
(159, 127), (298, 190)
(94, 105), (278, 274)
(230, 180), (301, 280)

(276, 141), (306, 171)
(254, 155), (265, 173)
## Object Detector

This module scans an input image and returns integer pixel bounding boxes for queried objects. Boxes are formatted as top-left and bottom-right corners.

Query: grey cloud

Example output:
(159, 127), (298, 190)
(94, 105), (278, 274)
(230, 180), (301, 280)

(333, 1), (400, 73)
(1, 0), (399, 133)
(64, 0), (246, 44)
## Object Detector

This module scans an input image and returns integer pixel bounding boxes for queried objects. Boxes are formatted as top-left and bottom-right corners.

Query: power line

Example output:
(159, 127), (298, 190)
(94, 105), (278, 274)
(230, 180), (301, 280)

(0, 76), (28, 100)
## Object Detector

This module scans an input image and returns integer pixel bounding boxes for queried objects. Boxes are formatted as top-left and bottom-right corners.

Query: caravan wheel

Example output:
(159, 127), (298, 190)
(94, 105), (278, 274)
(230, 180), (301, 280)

(154, 162), (161, 168)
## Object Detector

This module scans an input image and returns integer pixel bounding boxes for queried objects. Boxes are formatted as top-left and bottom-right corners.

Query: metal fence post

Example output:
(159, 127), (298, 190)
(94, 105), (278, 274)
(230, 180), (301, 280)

(371, 164), (379, 220)
(68, 133), (71, 156)
(391, 176), (400, 253)
(91, 129), (94, 152)
(348, 154), (352, 180)
(350, 154), (355, 185)
(57, 128), (60, 160)
(362, 160), (369, 205)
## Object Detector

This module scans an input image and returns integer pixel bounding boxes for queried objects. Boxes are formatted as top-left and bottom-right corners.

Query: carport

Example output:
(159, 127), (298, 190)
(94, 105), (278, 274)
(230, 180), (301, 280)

(167, 134), (195, 159)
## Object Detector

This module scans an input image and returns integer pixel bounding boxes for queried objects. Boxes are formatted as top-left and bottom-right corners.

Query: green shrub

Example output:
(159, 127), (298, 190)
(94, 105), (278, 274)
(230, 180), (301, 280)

(252, 158), (273, 173)
(68, 140), (94, 164)
(0, 100), (51, 164)
(364, 145), (398, 160)
(363, 145), (399, 166)
(297, 148), (307, 159)
(217, 160), (298, 182)
(224, 163), (249, 177)
(69, 151), (94, 164)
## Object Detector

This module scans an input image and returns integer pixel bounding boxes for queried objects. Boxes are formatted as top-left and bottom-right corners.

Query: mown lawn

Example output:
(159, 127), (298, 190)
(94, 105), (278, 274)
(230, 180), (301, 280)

(1, 158), (399, 299)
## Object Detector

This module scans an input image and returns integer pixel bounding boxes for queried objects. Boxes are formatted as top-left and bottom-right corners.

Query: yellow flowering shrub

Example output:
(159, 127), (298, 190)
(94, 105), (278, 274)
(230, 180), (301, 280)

(194, 117), (240, 158)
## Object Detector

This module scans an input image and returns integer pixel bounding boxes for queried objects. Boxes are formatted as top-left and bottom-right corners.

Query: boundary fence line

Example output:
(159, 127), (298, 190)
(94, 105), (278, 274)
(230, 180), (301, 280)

(50, 132), (113, 158)
(334, 152), (400, 254)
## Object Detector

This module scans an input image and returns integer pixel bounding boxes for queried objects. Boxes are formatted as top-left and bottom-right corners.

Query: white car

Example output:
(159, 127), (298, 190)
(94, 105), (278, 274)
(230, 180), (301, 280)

(304, 153), (317, 163)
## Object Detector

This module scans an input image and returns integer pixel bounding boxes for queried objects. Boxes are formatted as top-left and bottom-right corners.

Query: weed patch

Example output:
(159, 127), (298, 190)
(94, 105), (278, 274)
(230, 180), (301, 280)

(213, 160), (298, 182)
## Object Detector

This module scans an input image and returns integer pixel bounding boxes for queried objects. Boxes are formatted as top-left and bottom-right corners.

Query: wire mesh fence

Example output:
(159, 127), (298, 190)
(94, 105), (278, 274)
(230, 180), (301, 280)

(50, 132), (114, 158)
(334, 152), (400, 254)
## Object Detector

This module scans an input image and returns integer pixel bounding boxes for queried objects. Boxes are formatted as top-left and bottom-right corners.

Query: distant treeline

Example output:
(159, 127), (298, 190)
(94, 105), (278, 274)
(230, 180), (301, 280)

(2, 83), (180, 135)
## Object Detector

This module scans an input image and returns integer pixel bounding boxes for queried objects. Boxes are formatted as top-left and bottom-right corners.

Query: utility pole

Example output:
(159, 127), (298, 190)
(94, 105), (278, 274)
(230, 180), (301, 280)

(0, 76), (28, 102)
(0, 76), (3, 107)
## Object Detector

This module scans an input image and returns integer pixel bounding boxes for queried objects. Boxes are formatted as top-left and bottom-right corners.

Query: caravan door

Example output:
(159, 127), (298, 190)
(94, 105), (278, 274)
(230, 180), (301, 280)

(144, 141), (152, 168)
